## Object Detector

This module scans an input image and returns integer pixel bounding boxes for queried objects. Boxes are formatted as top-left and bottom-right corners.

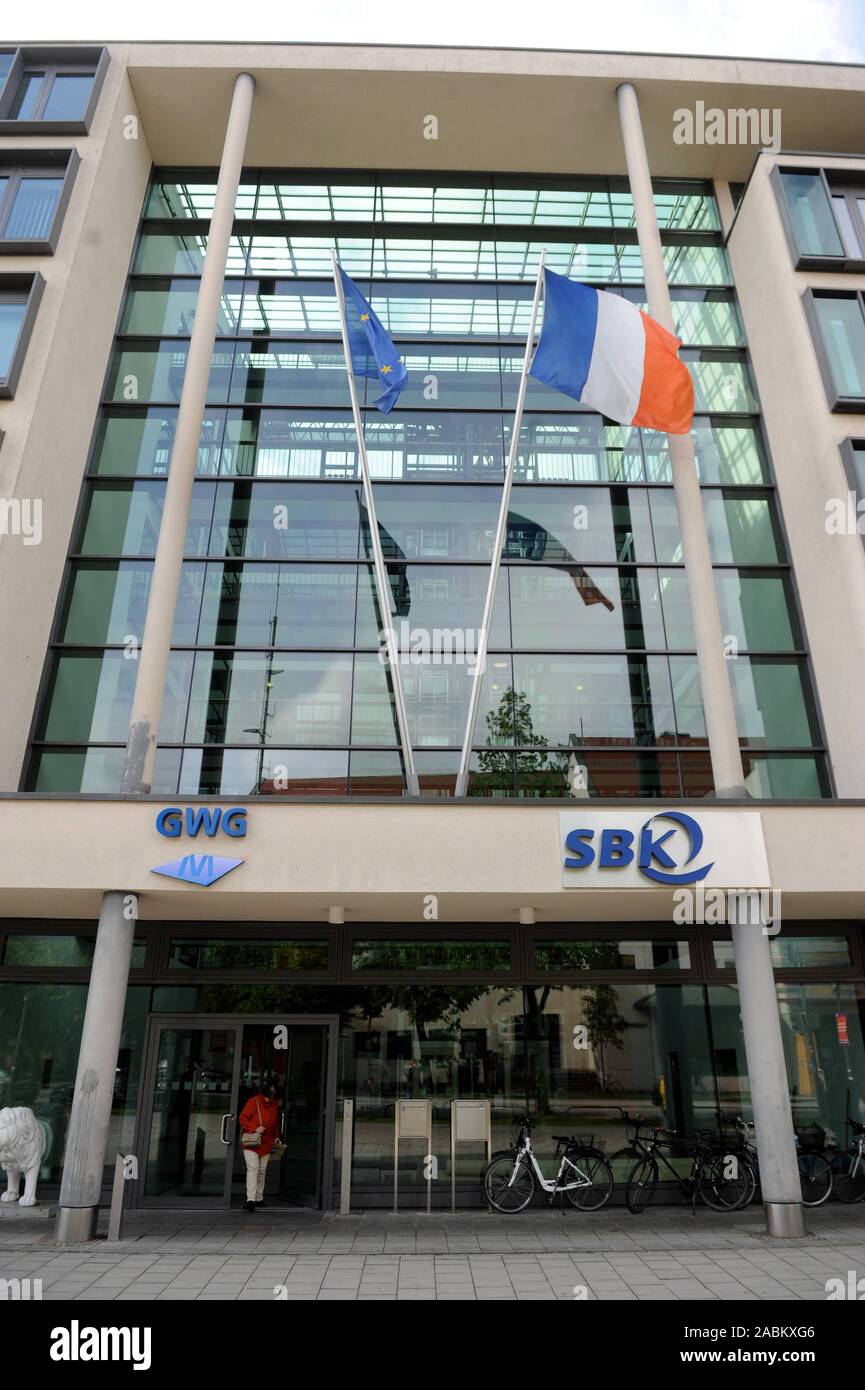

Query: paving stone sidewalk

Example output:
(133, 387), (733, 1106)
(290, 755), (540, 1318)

(1, 1205), (864, 1301)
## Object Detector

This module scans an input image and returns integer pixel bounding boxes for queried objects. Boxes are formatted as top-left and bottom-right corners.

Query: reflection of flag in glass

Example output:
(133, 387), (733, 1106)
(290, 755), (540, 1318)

(572, 566), (615, 611)
(507, 515), (615, 612)
(339, 268), (408, 414)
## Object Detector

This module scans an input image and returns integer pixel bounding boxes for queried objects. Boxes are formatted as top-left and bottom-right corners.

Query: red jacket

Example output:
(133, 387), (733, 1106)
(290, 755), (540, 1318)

(239, 1095), (281, 1156)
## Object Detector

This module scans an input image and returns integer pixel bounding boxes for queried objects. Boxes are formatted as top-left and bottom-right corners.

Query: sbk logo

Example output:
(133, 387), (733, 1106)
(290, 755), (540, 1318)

(563, 811), (715, 886)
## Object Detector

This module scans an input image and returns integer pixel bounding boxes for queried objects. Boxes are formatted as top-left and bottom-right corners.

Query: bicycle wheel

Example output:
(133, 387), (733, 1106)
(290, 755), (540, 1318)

(483, 1154), (536, 1213)
(564, 1152), (614, 1212)
(831, 1153), (865, 1204)
(626, 1155), (658, 1213)
(798, 1152), (833, 1206)
(697, 1153), (752, 1211)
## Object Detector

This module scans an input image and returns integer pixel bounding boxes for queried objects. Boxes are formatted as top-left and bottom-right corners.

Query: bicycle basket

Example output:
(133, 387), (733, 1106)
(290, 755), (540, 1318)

(797, 1124), (827, 1153)
(571, 1133), (606, 1155)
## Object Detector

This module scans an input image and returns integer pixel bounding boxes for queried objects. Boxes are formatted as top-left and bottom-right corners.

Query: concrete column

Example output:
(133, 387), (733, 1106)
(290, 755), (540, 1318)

(56, 893), (137, 1241)
(55, 74), (256, 1243)
(616, 82), (804, 1236)
(122, 70), (256, 794)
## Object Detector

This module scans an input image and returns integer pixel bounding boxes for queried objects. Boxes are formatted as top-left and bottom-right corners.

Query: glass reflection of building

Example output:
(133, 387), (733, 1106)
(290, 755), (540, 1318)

(26, 172), (827, 801)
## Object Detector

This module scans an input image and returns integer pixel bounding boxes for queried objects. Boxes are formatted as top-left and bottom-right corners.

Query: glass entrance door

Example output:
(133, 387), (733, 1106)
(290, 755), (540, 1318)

(230, 1023), (329, 1209)
(142, 1024), (240, 1205)
(138, 1016), (334, 1209)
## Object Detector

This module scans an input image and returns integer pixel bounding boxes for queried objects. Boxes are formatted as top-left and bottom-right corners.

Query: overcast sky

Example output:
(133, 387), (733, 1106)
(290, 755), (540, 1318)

(6, 0), (865, 63)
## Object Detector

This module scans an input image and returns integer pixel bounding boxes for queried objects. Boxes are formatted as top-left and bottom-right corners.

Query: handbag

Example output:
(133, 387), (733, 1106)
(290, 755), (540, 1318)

(240, 1098), (265, 1148)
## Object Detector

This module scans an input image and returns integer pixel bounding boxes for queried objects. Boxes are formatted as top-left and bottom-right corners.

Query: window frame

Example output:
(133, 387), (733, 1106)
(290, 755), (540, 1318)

(802, 288), (865, 413)
(773, 165), (865, 272)
(0, 149), (79, 254)
(0, 272), (45, 398)
(0, 47), (107, 134)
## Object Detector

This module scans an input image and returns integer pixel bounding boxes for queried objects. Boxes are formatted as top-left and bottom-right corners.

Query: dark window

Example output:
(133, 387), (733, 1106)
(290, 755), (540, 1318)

(167, 938), (329, 971)
(351, 939), (512, 971)
(534, 939), (691, 970)
(2, 935), (146, 968)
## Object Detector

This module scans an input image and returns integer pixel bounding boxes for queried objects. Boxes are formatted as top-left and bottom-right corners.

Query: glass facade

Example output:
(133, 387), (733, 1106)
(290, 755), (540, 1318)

(26, 171), (827, 798)
(1, 922), (862, 1206)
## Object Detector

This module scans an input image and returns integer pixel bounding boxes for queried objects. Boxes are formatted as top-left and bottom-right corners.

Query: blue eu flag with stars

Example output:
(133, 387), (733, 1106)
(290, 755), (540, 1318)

(338, 267), (407, 414)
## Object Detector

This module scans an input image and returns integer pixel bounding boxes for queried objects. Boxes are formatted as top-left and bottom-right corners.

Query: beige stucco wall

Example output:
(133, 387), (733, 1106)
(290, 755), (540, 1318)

(727, 152), (865, 798)
(0, 46), (151, 792)
(0, 798), (860, 923)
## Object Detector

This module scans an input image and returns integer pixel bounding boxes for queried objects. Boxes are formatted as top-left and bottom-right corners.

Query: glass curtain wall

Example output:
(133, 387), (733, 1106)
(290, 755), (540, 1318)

(26, 172), (828, 799)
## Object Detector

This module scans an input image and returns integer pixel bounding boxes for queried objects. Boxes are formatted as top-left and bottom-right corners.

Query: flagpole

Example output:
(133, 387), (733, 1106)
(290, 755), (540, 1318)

(455, 249), (546, 798)
(332, 253), (420, 797)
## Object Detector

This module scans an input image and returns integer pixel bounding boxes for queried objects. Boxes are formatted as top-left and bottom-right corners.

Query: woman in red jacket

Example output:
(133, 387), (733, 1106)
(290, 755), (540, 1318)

(238, 1077), (281, 1212)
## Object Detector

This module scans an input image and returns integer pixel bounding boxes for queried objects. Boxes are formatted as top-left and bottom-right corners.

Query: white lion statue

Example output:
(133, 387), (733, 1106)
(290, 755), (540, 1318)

(0, 1107), (47, 1208)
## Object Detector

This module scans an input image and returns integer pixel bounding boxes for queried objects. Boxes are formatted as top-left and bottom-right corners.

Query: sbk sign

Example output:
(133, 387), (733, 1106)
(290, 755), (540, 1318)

(563, 811), (715, 886)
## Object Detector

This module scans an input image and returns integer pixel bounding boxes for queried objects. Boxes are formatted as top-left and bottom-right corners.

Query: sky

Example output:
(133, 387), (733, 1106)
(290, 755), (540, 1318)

(4, 0), (865, 63)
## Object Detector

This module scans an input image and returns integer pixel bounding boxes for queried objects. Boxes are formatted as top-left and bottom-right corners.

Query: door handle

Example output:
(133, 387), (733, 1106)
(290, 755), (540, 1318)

(220, 1113), (235, 1145)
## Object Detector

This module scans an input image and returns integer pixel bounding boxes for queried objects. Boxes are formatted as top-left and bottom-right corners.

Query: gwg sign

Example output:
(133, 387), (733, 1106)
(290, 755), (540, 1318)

(155, 806), (247, 838)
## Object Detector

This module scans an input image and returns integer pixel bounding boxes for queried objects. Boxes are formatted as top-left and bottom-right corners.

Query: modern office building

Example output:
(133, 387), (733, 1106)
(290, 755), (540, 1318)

(0, 42), (863, 1229)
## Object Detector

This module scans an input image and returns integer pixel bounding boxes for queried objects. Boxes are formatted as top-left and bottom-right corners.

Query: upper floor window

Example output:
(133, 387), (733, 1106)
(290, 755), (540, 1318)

(804, 291), (865, 410)
(776, 167), (865, 269)
(0, 153), (79, 252)
(0, 48), (106, 133)
(0, 273), (44, 398)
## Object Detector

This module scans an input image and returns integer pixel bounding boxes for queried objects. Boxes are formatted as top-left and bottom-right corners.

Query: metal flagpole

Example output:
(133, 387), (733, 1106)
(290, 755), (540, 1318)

(455, 249), (546, 797)
(332, 253), (420, 797)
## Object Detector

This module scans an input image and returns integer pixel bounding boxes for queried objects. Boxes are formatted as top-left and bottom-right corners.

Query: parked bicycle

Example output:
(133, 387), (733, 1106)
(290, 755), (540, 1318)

(831, 1114), (865, 1204)
(483, 1115), (614, 1213)
(624, 1118), (752, 1214)
(721, 1115), (833, 1207)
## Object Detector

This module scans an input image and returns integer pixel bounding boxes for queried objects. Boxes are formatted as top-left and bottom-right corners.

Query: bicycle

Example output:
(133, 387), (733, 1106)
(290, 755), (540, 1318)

(831, 1114), (865, 1204)
(483, 1115), (614, 1213)
(722, 1115), (833, 1207)
(625, 1122), (752, 1214)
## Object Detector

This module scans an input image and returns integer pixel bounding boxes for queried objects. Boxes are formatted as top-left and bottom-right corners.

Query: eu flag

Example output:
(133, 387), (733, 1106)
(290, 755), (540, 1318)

(338, 267), (408, 414)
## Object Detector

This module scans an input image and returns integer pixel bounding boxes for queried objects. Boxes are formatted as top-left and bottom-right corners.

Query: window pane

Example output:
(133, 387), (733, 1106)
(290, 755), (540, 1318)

(534, 940), (691, 970)
(77, 482), (164, 556)
(742, 754), (824, 798)
(42, 73), (94, 121)
(9, 72), (43, 120)
(206, 482), (361, 558)
(509, 566), (663, 650)
(506, 486), (655, 563)
(60, 561), (152, 644)
(194, 562), (359, 647)
(831, 196), (863, 258)
(508, 654), (675, 747)
(713, 936), (852, 969)
(167, 939), (328, 970)
(0, 298), (26, 378)
(814, 296), (865, 398)
(355, 563), (509, 649)
(670, 656), (814, 747)
(780, 173), (844, 256)
(702, 494), (779, 564)
(715, 572), (796, 651)
(4, 177), (62, 239)
(351, 940), (511, 971)
(3, 935), (145, 967)
(184, 651), (353, 744)
(28, 747), (126, 792)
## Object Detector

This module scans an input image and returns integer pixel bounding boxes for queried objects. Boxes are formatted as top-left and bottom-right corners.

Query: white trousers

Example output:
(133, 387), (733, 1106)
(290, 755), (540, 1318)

(242, 1148), (270, 1202)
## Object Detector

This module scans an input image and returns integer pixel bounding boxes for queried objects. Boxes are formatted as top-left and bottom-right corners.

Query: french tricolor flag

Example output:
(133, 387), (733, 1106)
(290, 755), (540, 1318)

(529, 269), (694, 435)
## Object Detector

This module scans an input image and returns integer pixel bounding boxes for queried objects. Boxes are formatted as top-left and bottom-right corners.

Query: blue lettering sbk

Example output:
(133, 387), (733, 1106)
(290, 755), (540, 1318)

(563, 830), (595, 869)
(638, 811), (714, 885)
(598, 829), (634, 868)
